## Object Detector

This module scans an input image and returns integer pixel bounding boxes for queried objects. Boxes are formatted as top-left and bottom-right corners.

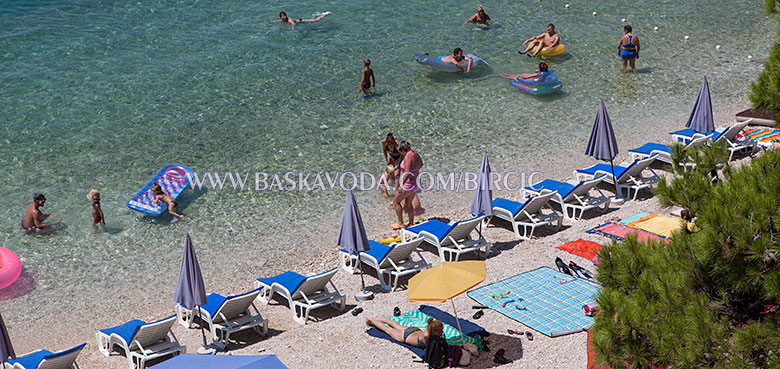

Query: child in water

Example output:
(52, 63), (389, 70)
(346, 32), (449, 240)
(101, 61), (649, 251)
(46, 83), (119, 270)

(151, 182), (185, 222)
(87, 189), (106, 227)
(360, 58), (375, 96)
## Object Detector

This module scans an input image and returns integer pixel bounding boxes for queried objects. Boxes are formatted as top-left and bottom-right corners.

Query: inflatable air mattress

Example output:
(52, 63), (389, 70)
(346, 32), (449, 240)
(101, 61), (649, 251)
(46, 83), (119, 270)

(414, 52), (489, 72)
(510, 70), (562, 95)
(127, 164), (193, 216)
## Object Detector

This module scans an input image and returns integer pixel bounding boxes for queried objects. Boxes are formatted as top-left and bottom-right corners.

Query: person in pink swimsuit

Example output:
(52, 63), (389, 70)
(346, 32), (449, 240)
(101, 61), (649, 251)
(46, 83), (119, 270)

(391, 141), (423, 230)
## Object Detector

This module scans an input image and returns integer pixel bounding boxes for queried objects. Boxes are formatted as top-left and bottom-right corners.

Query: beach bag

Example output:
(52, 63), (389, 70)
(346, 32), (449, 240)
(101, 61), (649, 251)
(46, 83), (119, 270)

(423, 336), (448, 368)
(446, 345), (463, 367)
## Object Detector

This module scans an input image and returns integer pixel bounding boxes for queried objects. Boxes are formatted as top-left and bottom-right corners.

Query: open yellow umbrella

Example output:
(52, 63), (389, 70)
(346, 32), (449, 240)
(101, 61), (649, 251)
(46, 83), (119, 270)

(408, 260), (486, 344)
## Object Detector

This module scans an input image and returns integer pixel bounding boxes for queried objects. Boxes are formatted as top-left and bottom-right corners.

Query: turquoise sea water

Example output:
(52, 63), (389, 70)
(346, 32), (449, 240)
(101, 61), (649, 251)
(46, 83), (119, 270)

(0, 0), (775, 339)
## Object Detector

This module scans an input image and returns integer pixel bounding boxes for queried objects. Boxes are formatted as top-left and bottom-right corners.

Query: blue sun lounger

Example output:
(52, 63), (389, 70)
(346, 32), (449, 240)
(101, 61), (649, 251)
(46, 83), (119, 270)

(254, 268), (346, 325)
(522, 176), (608, 221)
(175, 288), (268, 350)
(401, 215), (490, 262)
(491, 192), (562, 240)
(670, 120), (756, 161)
(96, 315), (185, 369)
(7, 343), (86, 369)
(628, 135), (711, 164)
(575, 156), (659, 201)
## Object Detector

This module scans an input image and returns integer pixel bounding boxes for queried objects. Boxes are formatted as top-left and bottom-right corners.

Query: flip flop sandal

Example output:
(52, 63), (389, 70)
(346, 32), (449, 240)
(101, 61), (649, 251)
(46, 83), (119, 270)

(555, 257), (574, 276)
(525, 331), (534, 341)
(390, 223), (406, 230)
(393, 307), (401, 316)
(507, 329), (523, 335)
(472, 310), (484, 319)
(351, 307), (363, 316)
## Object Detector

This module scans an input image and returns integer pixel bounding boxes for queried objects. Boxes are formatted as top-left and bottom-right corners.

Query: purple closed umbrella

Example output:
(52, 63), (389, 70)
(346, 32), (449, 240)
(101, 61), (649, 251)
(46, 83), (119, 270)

(585, 100), (619, 192)
(0, 313), (15, 364)
(173, 234), (209, 348)
(685, 76), (715, 133)
(336, 189), (371, 293)
(470, 151), (493, 218)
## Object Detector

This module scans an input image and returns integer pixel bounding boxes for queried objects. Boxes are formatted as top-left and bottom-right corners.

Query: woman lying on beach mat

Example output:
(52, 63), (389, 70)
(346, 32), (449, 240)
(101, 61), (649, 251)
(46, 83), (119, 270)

(366, 316), (444, 348)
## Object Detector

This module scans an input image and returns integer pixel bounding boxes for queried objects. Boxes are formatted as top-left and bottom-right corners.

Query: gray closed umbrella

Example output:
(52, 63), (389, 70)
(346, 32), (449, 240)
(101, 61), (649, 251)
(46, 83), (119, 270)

(0, 313), (15, 365)
(685, 76), (714, 133)
(470, 151), (493, 217)
(336, 189), (371, 296)
(585, 100), (619, 192)
(173, 234), (209, 349)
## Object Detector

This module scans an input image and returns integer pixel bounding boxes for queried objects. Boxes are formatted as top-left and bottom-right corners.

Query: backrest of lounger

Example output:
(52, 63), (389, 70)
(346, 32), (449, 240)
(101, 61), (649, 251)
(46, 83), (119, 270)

(567, 176), (604, 200)
(129, 316), (176, 351)
(716, 120), (750, 143)
(442, 215), (485, 246)
(291, 267), (338, 300)
(515, 191), (557, 220)
(213, 289), (262, 323)
(684, 134), (712, 150)
(379, 237), (425, 269)
(618, 156), (656, 183)
(37, 343), (86, 369)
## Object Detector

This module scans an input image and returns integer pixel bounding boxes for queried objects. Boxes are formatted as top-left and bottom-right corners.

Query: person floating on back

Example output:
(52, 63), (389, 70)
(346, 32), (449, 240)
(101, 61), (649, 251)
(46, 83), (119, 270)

(618, 25), (640, 74)
(22, 193), (59, 232)
(519, 24), (560, 57)
(262, 11), (330, 30)
(462, 4), (498, 27)
(87, 189), (106, 227)
(360, 58), (375, 96)
(440, 48), (473, 73)
(151, 182), (185, 223)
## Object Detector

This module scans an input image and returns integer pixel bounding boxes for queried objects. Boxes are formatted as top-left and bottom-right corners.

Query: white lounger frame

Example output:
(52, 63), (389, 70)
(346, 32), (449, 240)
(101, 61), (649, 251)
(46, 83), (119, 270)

(575, 155), (659, 201)
(96, 316), (185, 369)
(523, 176), (609, 221)
(401, 215), (491, 262)
(671, 119), (757, 160)
(359, 237), (430, 291)
(491, 192), (562, 240)
(174, 289), (268, 350)
(629, 135), (711, 165)
(254, 268), (346, 325)
(8, 344), (85, 369)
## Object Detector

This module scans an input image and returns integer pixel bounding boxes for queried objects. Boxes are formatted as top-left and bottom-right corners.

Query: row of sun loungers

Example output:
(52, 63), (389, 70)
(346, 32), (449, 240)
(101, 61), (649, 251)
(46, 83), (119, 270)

(16, 120), (758, 369)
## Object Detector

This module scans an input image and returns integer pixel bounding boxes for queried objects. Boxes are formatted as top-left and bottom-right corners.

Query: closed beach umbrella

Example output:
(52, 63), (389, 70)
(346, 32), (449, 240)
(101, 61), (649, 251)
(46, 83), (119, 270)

(585, 100), (619, 192)
(408, 260), (486, 344)
(685, 76), (714, 133)
(173, 234), (209, 349)
(337, 189), (372, 298)
(470, 151), (493, 218)
(0, 313), (15, 364)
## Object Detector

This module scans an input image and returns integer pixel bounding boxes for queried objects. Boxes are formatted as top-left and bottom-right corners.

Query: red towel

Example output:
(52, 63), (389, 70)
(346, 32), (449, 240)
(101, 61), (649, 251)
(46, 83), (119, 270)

(556, 238), (603, 261)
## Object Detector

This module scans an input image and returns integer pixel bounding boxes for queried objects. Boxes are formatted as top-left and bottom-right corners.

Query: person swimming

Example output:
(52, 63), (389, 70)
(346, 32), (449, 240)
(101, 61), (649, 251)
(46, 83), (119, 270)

(22, 193), (59, 232)
(439, 48), (473, 73)
(462, 4), (498, 27)
(262, 11), (330, 30)
(618, 25), (640, 74)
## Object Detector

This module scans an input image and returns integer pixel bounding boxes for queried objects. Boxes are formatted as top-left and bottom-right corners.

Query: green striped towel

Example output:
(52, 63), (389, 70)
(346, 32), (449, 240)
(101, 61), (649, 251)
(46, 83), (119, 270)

(388, 309), (480, 347)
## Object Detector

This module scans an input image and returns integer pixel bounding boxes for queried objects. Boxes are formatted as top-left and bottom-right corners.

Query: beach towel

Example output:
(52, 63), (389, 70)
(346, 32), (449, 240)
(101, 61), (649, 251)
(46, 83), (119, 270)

(587, 222), (670, 244)
(618, 212), (650, 224)
(737, 127), (780, 147)
(626, 214), (685, 238)
(556, 238), (603, 261)
(467, 267), (601, 337)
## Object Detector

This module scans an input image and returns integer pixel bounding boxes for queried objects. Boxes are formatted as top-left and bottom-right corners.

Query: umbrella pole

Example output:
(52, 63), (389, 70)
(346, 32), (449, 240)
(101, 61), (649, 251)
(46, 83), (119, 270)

(197, 305), (208, 347)
(357, 254), (366, 291)
(450, 299), (466, 346)
(609, 159), (619, 198)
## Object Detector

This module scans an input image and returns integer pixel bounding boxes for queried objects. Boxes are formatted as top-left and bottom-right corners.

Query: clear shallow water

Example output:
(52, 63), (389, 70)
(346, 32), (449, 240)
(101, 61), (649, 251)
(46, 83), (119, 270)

(0, 0), (775, 337)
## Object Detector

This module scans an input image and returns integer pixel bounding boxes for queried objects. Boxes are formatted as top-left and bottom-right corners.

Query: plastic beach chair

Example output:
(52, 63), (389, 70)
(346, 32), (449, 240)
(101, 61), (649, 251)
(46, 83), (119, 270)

(628, 134), (711, 164)
(7, 343), (86, 369)
(174, 288), (268, 350)
(574, 155), (659, 201)
(670, 119), (756, 160)
(96, 315), (185, 369)
(356, 239), (430, 291)
(254, 267), (346, 325)
(400, 215), (491, 262)
(490, 192), (562, 240)
(522, 176), (609, 221)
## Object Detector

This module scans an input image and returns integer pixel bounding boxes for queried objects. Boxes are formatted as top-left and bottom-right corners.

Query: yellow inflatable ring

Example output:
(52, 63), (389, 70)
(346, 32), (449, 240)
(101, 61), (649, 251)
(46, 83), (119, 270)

(380, 235), (401, 245)
(531, 43), (565, 57)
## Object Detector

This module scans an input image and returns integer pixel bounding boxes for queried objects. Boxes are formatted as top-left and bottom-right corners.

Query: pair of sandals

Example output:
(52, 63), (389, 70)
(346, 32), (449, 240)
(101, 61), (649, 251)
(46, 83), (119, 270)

(507, 329), (533, 340)
(555, 257), (594, 279)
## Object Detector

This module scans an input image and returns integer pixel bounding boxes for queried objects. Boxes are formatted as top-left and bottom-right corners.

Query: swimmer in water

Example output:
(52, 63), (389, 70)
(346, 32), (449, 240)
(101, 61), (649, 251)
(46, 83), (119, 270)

(439, 48), (473, 73)
(151, 182), (185, 222)
(262, 11), (330, 30)
(87, 189), (106, 227)
(22, 193), (60, 232)
(499, 62), (552, 80)
(462, 4), (498, 27)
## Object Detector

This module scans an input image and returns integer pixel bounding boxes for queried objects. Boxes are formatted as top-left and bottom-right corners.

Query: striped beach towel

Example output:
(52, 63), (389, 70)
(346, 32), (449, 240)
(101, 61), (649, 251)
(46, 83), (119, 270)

(737, 127), (780, 147)
(389, 309), (480, 347)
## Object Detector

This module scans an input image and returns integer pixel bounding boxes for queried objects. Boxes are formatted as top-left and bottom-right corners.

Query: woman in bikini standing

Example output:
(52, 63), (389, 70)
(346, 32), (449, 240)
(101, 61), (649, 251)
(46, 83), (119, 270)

(391, 141), (423, 229)
(365, 316), (444, 349)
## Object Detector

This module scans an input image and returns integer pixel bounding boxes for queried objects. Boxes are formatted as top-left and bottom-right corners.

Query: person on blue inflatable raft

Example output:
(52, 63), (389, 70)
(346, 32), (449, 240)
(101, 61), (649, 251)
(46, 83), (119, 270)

(499, 61), (551, 81)
(439, 48), (473, 73)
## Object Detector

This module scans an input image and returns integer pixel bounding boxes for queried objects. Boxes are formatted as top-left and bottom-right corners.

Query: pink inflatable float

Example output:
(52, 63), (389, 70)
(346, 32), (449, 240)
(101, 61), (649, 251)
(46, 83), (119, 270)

(0, 247), (22, 289)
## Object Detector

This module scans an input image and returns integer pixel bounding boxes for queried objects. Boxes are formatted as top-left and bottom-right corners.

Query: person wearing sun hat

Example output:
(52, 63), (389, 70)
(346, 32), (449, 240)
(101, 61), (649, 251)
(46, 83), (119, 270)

(87, 189), (105, 226)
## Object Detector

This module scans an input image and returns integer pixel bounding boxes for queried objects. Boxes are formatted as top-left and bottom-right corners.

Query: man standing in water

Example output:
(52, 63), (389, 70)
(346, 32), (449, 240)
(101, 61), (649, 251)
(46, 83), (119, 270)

(22, 193), (59, 232)
(360, 58), (375, 96)
(519, 24), (560, 57)
(618, 25), (640, 74)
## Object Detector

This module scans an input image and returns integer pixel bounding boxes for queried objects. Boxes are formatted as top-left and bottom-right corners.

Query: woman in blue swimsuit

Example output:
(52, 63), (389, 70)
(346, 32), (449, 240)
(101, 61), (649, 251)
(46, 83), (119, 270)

(618, 25), (640, 73)
(365, 316), (444, 348)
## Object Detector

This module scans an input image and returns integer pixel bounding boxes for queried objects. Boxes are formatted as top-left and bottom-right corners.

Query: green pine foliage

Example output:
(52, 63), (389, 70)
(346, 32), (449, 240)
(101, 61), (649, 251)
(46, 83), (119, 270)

(749, 1), (780, 116)
(593, 146), (780, 368)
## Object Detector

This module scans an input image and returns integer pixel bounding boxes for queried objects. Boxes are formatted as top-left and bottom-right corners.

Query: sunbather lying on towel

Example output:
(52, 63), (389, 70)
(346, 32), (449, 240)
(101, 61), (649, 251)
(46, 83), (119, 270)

(366, 316), (443, 348)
